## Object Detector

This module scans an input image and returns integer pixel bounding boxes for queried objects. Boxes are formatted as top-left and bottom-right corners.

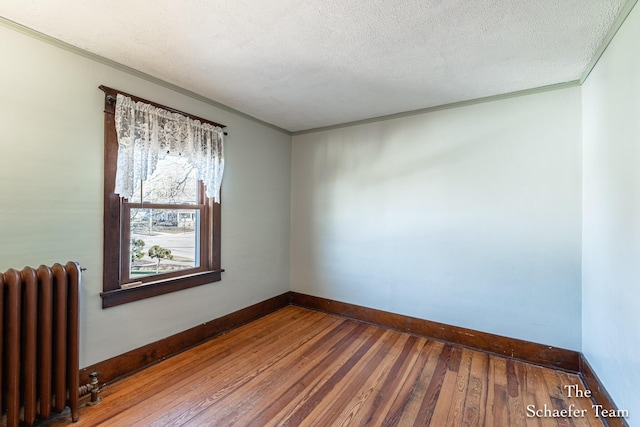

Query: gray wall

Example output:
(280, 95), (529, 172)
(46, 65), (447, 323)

(291, 87), (583, 350)
(0, 23), (291, 367)
(3, 7), (638, 415)
(582, 2), (640, 416)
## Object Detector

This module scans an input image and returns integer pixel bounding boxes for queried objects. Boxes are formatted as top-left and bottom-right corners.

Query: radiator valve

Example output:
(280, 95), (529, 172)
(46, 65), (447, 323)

(86, 371), (101, 405)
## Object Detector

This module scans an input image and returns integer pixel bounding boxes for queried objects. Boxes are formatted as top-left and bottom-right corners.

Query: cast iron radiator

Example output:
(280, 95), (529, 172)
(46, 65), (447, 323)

(1, 262), (80, 426)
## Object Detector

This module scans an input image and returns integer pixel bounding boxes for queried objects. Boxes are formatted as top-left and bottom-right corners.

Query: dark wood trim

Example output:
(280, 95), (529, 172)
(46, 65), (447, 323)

(579, 355), (629, 427)
(81, 292), (290, 386)
(99, 85), (224, 307)
(124, 202), (206, 210)
(83, 291), (627, 425)
(102, 93), (120, 294)
(211, 195), (221, 271)
(101, 270), (224, 308)
(99, 85), (226, 129)
(289, 292), (635, 425)
(289, 292), (580, 372)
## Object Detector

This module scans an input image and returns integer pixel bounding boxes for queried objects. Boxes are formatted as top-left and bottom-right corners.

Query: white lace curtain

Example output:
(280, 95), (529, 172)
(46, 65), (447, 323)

(114, 93), (225, 203)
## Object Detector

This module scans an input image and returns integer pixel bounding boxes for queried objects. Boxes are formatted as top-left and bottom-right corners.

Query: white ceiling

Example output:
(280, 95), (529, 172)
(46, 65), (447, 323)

(0, 0), (630, 132)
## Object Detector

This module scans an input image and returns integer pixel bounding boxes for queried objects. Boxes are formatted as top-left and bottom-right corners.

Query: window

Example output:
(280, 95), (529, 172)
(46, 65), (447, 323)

(100, 86), (224, 308)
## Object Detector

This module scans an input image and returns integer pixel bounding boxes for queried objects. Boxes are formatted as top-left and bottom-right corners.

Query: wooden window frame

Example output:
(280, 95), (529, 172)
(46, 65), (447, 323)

(100, 86), (224, 308)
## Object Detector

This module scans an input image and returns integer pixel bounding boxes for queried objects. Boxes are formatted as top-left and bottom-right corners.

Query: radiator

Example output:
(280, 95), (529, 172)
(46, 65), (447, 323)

(1, 262), (80, 427)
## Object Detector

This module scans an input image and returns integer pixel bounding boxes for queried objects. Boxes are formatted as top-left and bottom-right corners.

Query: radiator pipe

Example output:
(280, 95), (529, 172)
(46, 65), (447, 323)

(79, 371), (101, 405)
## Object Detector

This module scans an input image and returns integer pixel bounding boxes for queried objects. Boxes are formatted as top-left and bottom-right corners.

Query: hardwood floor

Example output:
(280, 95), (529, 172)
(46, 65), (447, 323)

(46, 306), (605, 426)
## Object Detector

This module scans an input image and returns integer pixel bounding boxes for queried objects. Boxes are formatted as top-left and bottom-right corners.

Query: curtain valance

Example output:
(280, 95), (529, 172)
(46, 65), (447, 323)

(114, 93), (225, 203)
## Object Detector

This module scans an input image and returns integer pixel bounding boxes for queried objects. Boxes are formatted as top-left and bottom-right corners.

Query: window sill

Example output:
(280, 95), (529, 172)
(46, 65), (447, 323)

(101, 269), (224, 308)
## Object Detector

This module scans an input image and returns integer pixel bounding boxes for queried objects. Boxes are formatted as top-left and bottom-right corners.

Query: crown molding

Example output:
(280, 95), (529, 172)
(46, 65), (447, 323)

(0, 16), (291, 136)
(3, 0), (638, 138)
(292, 81), (580, 136)
(580, 0), (639, 84)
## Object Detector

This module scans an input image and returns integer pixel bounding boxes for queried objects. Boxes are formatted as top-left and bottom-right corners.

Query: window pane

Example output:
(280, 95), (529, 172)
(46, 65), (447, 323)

(130, 155), (198, 204)
(129, 208), (200, 279)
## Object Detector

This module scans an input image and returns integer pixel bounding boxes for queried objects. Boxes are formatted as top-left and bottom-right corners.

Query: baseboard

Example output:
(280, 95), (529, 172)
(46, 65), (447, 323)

(579, 355), (630, 427)
(80, 290), (626, 426)
(289, 291), (580, 372)
(290, 292), (632, 425)
(80, 292), (290, 386)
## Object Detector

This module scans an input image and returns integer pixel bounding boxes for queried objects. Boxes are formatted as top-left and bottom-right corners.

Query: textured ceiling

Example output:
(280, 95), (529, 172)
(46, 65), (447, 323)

(0, 0), (629, 132)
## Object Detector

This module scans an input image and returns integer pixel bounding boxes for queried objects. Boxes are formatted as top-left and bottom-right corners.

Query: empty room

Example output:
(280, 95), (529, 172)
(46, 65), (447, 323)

(0, 1), (638, 426)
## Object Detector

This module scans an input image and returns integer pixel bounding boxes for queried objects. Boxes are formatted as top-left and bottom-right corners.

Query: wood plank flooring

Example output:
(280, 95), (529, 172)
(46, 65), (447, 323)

(45, 306), (604, 426)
